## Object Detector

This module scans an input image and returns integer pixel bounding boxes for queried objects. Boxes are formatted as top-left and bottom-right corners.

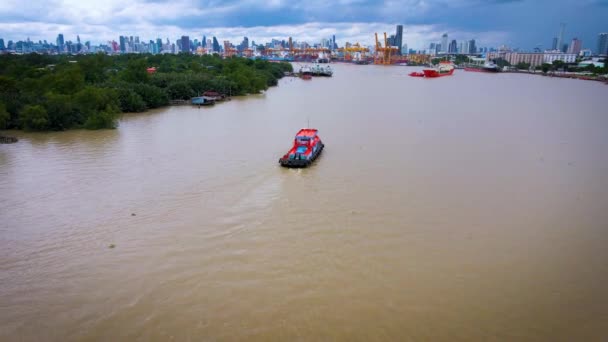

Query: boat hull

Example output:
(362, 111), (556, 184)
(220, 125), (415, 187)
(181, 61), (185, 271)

(279, 142), (324, 168)
(464, 67), (500, 73)
(423, 68), (455, 78)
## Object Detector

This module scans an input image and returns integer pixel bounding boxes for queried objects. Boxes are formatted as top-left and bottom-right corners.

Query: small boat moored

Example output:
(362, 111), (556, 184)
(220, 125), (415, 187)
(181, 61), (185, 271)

(191, 96), (215, 106)
(279, 129), (324, 168)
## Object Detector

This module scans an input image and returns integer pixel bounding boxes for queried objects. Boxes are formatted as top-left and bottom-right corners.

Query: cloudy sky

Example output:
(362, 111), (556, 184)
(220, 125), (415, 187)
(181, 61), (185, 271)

(0, 0), (606, 50)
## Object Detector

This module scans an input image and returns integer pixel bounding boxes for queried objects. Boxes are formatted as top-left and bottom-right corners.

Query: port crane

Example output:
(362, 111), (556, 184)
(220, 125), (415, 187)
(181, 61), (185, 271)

(374, 32), (398, 65)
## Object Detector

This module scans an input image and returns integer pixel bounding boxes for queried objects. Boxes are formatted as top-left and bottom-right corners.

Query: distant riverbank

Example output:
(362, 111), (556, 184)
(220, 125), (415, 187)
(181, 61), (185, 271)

(504, 69), (608, 83)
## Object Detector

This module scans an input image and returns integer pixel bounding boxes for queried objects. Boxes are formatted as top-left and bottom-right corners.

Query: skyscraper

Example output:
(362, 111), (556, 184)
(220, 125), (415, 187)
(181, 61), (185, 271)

(119, 36), (126, 53)
(448, 40), (457, 53)
(212, 37), (220, 52)
(395, 25), (403, 55)
(568, 38), (582, 55)
(202, 35), (207, 48)
(441, 33), (448, 53)
(181, 36), (190, 53)
(556, 23), (566, 53)
(157, 38), (163, 52)
(462, 40), (469, 54)
(0, 38), (5, 50)
(468, 39), (476, 54)
(598, 33), (608, 55)
(56, 33), (64, 52)
(551, 37), (558, 50)
(239, 36), (249, 51)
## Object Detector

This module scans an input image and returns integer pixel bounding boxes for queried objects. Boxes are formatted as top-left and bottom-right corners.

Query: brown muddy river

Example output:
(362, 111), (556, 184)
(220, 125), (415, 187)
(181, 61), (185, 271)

(1, 64), (608, 341)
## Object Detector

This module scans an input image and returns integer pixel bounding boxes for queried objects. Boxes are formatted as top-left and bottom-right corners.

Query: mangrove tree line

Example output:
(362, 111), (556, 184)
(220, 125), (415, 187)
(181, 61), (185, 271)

(0, 53), (292, 131)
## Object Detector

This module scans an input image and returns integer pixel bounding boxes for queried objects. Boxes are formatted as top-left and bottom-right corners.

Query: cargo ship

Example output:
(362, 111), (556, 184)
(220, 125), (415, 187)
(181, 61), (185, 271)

(300, 66), (312, 76)
(423, 61), (455, 78)
(279, 129), (324, 168)
(311, 64), (333, 77)
(464, 61), (500, 73)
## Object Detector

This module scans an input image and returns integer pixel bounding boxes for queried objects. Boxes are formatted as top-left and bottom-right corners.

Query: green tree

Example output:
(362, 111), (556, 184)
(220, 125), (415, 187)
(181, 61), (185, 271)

(541, 63), (551, 73)
(121, 58), (149, 83)
(494, 58), (510, 68)
(45, 92), (78, 130)
(0, 102), (9, 129)
(166, 81), (195, 100)
(131, 83), (169, 108)
(552, 60), (565, 71)
(116, 87), (147, 113)
(53, 65), (85, 94)
(20, 105), (49, 130)
(84, 108), (119, 130)
(516, 62), (531, 70)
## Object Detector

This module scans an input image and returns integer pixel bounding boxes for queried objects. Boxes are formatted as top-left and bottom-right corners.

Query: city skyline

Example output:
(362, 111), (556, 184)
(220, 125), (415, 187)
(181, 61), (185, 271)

(0, 0), (607, 51)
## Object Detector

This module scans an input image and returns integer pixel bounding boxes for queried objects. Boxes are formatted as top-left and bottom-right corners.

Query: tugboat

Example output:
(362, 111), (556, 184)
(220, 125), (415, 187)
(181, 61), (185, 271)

(279, 129), (324, 168)
(423, 61), (455, 78)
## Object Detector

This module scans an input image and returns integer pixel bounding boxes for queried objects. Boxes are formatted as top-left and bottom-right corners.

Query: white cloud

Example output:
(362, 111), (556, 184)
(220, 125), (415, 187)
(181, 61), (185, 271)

(0, 0), (511, 48)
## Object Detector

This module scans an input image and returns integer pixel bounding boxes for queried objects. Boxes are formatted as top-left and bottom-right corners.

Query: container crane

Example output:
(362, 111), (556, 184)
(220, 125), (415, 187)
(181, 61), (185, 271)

(374, 32), (398, 65)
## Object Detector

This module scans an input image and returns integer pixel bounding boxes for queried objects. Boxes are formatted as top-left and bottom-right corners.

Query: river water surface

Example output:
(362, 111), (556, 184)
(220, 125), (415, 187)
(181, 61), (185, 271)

(1, 64), (608, 341)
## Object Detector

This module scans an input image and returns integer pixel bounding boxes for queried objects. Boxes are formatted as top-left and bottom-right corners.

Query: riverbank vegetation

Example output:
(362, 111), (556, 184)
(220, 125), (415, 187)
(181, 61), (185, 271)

(0, 54), (292, 131)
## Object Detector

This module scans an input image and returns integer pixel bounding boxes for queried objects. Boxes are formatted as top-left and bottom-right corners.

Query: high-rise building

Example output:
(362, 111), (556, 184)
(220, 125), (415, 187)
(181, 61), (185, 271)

(568, 38), (582, 55)
(556, 23), (566, 52)
(551, 37), (558, 50)
(395, 25), (403, 55)
(0, 38), (5, 50)
(119, 36), (126, 53)
(156, 38), (163, 52)
(212, 37), (220, 52)
(462, 40), (469, 54)
(448, 39), (457, 53)
(441, 33), (448, 53)
(598, 33), (608, 55)
(402, 43), (408, 55)
(239, 36), (249, 51)
(202, 36), (207, 48)
(561, 44), (568, 53)
(468, 39), (476, 54)
(56, 33), (64, 52)
(181, 36), (190, 53)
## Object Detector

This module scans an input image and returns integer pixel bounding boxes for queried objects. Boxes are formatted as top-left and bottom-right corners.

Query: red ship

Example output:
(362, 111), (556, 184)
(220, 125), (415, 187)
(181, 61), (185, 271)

(423, 61), (455, 78)
(409, 71), (425, 77)
(279, 129), (324, 168)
